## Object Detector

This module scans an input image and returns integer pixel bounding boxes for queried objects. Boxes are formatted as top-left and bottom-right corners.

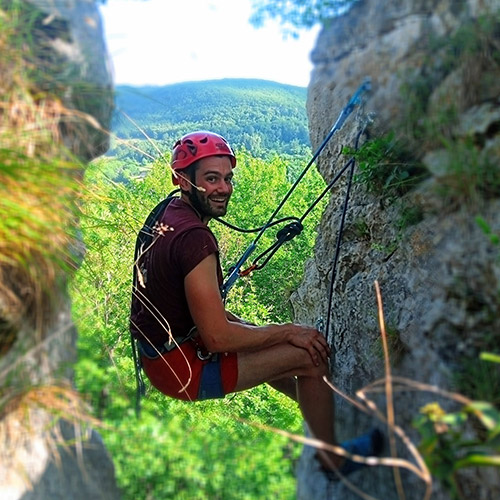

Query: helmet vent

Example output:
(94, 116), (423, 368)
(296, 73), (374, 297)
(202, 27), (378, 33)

(183, 139), (197, 156)
(174, 150), (187, 161)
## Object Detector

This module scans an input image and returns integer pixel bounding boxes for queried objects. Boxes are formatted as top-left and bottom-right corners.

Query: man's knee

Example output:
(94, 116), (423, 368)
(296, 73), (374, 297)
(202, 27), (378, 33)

(293, 348), (330, 378)
(235, 343), (329, 389)
(310, 359), (330, 378)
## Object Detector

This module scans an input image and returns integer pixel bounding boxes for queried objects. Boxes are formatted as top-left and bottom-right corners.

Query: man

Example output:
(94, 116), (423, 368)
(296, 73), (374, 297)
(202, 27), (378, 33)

(130, 130), (382, 477)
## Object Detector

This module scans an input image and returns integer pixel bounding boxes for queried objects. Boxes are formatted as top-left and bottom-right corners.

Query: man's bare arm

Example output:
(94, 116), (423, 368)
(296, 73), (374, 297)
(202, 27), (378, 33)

(184, 254), (329, 365)
(226, 310), (253, 325)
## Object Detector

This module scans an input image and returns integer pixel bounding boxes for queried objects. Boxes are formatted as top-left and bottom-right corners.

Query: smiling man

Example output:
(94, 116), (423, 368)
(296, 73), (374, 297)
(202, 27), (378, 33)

(130, 130), (382, 478)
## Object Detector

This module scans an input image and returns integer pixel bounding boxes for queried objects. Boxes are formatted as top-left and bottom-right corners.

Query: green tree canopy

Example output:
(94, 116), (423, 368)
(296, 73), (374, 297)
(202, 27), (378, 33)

(250, 0), (355, 33)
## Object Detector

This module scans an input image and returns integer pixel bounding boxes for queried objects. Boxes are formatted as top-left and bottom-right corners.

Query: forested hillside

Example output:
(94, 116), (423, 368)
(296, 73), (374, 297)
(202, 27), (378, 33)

(110, 78), (310, 171)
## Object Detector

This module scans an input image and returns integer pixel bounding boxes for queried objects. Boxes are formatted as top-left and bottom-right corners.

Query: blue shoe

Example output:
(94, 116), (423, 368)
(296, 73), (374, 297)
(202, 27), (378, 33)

(323, 428), (384, 480)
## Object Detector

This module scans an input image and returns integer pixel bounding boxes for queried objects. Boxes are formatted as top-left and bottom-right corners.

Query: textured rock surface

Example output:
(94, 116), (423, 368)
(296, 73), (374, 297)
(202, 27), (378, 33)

(2, 419), (121, 500)
(295, 0), (500, 498)
(24, 0), (113, 160)
(0, 1), (118, 499)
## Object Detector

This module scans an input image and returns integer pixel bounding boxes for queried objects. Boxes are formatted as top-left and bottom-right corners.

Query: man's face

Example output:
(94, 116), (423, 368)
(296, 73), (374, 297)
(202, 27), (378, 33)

(186, 155), (234, 221)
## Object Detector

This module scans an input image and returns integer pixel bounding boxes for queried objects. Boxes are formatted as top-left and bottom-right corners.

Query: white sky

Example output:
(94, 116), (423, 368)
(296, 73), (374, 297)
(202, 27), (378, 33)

(99, 0), (320, 88)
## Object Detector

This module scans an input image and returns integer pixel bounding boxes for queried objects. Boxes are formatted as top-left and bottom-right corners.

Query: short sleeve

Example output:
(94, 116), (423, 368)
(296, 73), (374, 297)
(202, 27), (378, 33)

(172, 227), (219, 278)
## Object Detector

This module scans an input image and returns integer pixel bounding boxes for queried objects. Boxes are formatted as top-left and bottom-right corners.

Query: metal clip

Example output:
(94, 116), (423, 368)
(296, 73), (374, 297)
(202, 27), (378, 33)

(316, 316), (324, 335)
(196, 347), (213, 361)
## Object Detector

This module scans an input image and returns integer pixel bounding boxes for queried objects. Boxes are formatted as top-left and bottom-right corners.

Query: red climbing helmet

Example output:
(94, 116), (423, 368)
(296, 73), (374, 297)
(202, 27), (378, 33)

(171, 131), (236, 183)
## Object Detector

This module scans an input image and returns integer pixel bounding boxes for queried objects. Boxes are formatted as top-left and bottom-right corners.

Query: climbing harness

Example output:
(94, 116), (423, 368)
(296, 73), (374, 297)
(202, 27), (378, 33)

(220, 77), (372, 300)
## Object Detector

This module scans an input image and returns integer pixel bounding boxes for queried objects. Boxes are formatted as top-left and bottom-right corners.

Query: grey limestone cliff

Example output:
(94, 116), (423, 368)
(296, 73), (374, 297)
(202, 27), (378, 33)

(294, 0), (500, 498)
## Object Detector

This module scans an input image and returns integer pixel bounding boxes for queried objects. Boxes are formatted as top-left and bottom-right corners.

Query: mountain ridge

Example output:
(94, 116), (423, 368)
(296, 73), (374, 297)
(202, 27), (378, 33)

(110, 78), (310, 162)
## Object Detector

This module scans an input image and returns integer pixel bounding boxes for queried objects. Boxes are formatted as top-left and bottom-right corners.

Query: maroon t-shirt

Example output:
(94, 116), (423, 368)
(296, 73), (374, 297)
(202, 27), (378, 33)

(130, 198), (223, 347)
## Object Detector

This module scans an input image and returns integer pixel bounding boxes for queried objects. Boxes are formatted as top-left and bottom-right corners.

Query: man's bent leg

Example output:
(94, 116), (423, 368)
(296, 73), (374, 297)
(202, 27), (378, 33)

(234, 343), (343, 468)
(269, 377), (297, 401)
(235, 344), (384, 476)
(297, 375), (343, 469)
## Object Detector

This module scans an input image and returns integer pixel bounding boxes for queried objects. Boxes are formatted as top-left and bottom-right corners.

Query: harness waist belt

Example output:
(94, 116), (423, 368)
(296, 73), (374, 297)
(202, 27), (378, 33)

(138, 326), (197, 359)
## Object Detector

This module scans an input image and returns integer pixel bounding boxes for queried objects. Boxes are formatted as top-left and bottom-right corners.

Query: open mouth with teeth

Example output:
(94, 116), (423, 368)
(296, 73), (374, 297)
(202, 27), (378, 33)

(210, 197), (227, 205)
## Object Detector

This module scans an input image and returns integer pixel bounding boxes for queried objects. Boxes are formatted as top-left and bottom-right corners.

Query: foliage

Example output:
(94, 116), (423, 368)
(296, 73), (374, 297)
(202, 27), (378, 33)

(346, 132), (428, 204)
(396, 203), (424, 231)
(0, 135), (81, 338)
(96, 393), (301, 500)
(414, 355), (500, 499)
(250, 0), (355, 33)
(216, 149), (327, 321)
(476, 216), (500, 246)
(0, 2), (112, 484)
(430, 12), (500, 77)
(110, 79), (310, 168)
(401, 10), (500, 150)
(72, 142), (326, 498)
(372, 323), (407, 366)
(434, 136), (500, 207)
(0, 0), (83, 347)
(453, 356), (500, 406)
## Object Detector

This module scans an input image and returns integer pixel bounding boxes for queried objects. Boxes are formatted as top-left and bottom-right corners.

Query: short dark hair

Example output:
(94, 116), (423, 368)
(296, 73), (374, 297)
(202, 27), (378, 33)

(178, 161), (199, 195)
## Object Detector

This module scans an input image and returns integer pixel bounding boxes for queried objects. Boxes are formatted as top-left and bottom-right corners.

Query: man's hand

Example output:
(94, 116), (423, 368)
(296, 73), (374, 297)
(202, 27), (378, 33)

(287, 325), (331, 366)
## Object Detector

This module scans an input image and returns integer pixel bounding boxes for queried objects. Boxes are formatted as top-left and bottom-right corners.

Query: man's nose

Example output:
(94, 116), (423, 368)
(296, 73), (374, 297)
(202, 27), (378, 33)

(217, 179), (232, 194)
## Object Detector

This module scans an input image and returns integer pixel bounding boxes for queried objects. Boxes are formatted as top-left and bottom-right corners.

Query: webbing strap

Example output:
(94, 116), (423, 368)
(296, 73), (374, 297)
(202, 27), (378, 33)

(130, 189), (180, 417)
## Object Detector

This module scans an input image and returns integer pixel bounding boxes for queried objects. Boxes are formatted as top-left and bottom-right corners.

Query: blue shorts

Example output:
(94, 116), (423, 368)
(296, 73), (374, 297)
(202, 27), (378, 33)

(198, 356), (224, 399)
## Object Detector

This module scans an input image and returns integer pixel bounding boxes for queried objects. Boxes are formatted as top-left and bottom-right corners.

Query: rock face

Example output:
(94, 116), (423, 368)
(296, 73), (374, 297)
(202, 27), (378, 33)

(294, 0), (500, 498)
(24, 0), (113, 161)
(0, 1), (119, 499)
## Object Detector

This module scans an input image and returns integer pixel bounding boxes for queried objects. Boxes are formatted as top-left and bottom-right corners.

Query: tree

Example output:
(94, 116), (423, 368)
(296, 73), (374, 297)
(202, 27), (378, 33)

(250, 0), (356, 34)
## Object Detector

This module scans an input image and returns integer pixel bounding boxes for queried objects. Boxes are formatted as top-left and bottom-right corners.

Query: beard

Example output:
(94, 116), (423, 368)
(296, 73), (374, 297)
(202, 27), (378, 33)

(188, 188), (230, 219)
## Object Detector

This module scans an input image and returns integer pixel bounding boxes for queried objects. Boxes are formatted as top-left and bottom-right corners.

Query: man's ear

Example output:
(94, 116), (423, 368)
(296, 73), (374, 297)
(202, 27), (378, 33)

(175, 171), (192, 192)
